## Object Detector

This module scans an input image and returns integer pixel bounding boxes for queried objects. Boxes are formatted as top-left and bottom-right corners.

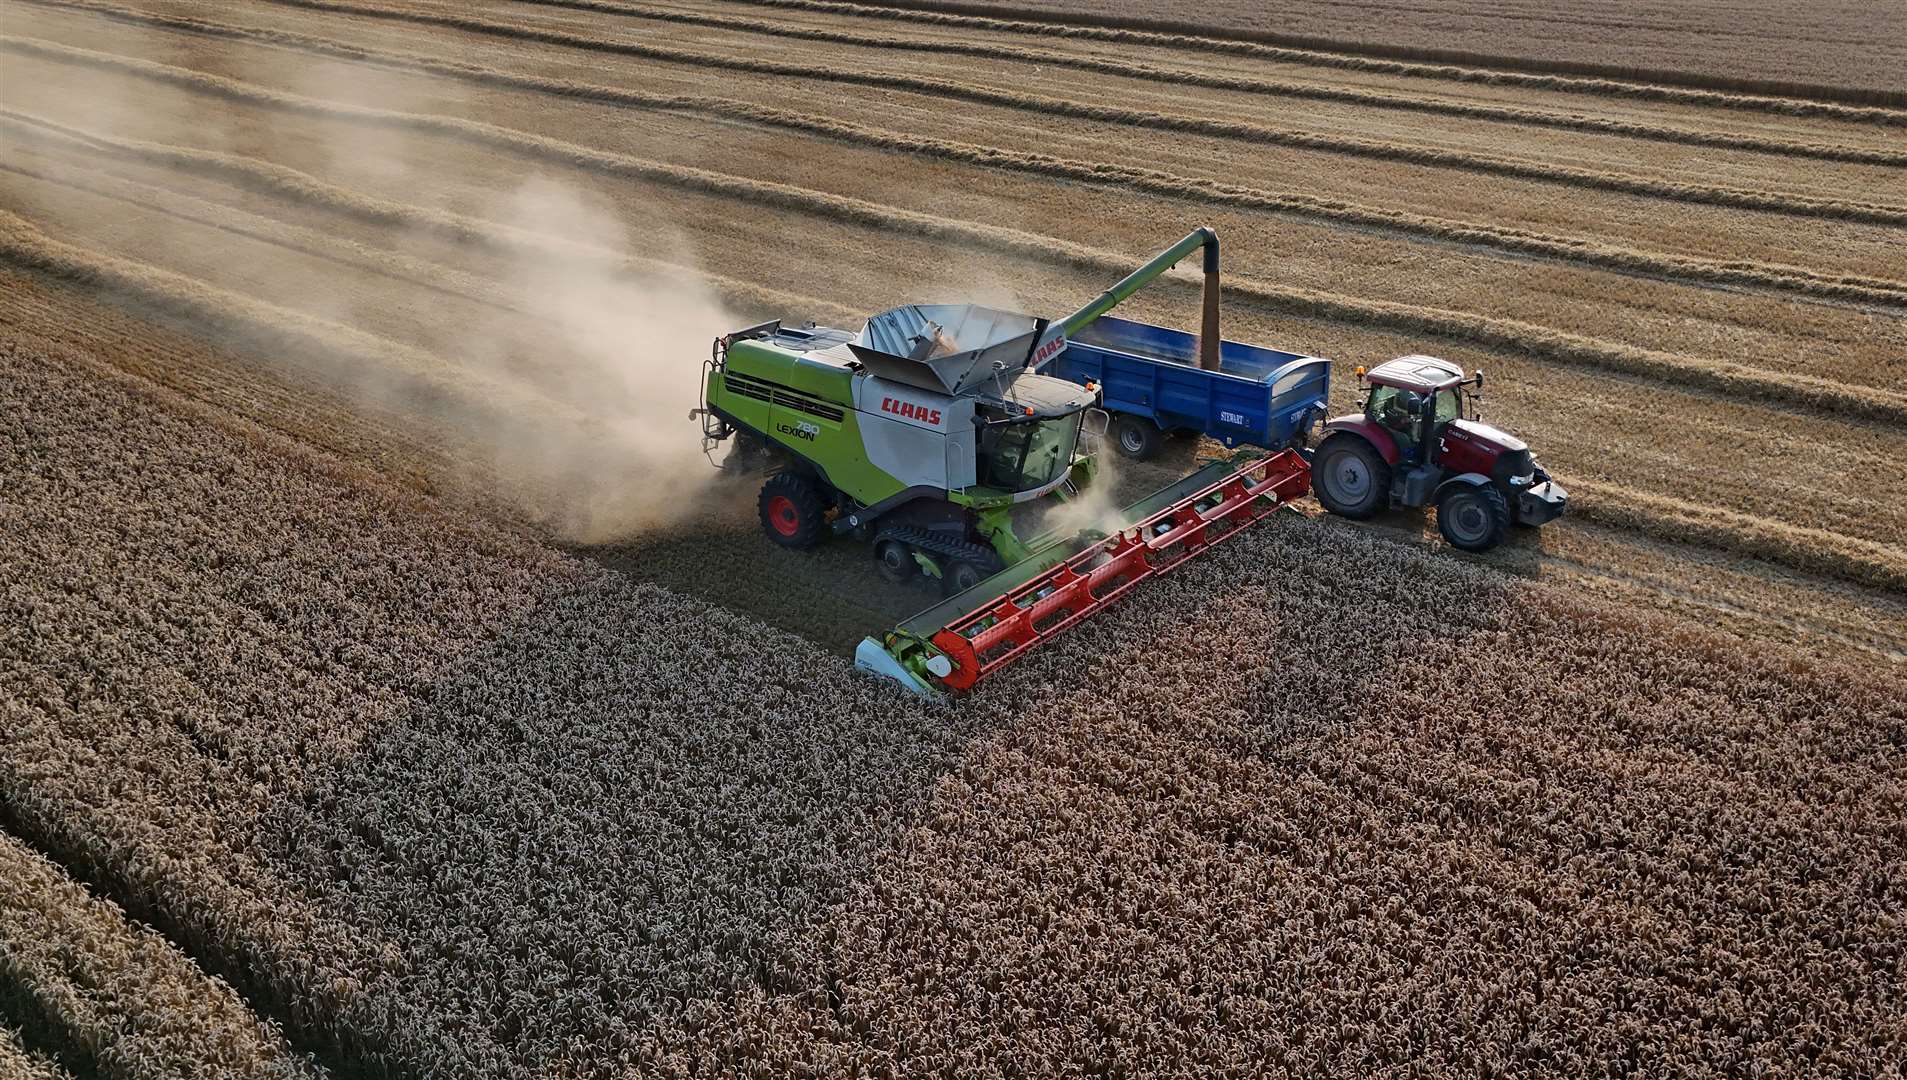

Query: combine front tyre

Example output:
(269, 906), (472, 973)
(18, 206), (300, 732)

(759, 472), (827, 549)
(942, 559), (988, 597)
(1311, 433), (1390, 520)
(875, 538), (918, 583)
(1436, 483), (1509, 552)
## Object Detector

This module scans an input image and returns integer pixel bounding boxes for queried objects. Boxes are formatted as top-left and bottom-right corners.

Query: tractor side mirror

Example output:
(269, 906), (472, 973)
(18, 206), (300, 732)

(1472, 369), (1485, 389)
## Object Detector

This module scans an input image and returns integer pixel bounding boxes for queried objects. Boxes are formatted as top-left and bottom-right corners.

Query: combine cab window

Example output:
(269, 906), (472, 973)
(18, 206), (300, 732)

(979, 413), (1081, 493)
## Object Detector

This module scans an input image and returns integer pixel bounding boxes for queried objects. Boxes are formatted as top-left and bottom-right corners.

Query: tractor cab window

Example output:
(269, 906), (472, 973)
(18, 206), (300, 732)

(1432, 388), (1462, 425)
(978, 411), (1082, 493)
(1369, 385), (1434, 462)
(1368, 386), (1419, 433)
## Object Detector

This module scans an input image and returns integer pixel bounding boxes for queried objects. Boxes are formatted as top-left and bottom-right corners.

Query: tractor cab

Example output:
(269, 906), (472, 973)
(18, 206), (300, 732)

(1362, 355), (1472, 467)
(1309, 354), (1567, 552)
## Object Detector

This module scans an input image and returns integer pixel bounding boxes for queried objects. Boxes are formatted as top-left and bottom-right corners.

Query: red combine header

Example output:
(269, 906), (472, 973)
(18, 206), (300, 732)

(901, 450), (1311, 693)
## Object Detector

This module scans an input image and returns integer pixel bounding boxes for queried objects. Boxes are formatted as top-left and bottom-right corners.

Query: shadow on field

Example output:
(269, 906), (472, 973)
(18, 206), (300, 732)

(582, 519), (929, 658)
(254, 455), (1548, 1078)
(254, 572), (973, 1079)
(578, 438), (1214, 659)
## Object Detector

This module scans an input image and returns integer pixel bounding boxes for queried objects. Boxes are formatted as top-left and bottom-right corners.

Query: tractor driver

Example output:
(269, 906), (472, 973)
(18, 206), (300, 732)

(1378, 389), (1425, 463)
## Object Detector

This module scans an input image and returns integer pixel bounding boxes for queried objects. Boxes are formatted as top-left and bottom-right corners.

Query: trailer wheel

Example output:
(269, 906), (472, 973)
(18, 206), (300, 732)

(942, 559), (987, 597)
(1110, 415), (1161, 461)
(875, 538), (918, 583)
(1311, 433), (1390, 520)
(758, 472), (827, 549)
(1436, 484), (1510, 552)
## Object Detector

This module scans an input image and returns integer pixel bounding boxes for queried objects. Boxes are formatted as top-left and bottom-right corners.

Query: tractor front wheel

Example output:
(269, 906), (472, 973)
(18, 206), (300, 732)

(1436, 484), (1510, 552)
(758, 472), (827, 549)
(1311, 434), (1390, 520)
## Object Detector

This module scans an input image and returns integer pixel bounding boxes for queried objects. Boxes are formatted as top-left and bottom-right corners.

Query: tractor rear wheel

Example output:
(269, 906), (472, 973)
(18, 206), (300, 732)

(758, 472), (827, 549)
(1436, 484), (1510, 552)
(1311, 433), (1390, 520)
(1110, 415), (1162, 461)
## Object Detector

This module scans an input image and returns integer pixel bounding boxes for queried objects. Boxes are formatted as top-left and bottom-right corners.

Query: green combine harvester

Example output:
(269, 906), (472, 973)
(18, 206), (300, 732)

(699, 302), (1099, 594)
(692, 230), (1314, 696)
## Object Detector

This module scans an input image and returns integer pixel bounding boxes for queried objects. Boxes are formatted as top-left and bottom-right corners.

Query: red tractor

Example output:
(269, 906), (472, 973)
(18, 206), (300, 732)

(1309, 355), (1566, 551)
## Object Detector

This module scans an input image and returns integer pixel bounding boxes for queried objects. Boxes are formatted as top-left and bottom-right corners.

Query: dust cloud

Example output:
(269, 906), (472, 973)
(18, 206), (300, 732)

(1, 22), (745, 544)
(1036, 438), (1129, 539)
(456, 177), (747, 543)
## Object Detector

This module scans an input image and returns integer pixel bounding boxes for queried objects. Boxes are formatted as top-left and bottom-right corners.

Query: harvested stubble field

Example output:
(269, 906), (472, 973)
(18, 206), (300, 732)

(1, 0), (1905, 1075)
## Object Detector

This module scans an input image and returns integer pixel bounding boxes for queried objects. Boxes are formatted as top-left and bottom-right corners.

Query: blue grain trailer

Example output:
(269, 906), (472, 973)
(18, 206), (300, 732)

(1042, 315), (1332, 460)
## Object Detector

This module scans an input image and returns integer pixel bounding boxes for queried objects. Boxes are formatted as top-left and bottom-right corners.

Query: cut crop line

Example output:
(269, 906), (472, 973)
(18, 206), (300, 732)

(160, 10), (1907, 311)
(12, 15), (1905, 313)
(1567, 479), (1907, 596)
(1338, 488), (1907, 604)
(7, 218), (1898, 619)
(722, 0), (1907, 115)
(4, 43), (1901, 432)
(33, 2), (1907, 312)
(5, 137), (1898, 603)
(0, 108), (859, 328)
(492, 0), (1907, 165)
(231, 0), (1907, 225)
(0, 205), (584, 427)
(0, 155), (555, 324)
(1459, 523), (1907, 661)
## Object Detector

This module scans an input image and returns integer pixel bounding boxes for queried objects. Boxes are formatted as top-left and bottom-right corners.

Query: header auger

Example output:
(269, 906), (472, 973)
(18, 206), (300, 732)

(694, 228), (1565, 697)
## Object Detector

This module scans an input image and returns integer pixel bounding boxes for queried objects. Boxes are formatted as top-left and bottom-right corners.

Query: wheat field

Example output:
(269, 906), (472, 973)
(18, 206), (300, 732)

(2, 0), (1903, 1075)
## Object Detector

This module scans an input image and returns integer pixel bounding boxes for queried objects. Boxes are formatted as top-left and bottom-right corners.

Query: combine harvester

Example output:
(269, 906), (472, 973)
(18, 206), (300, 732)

(693, 229), (1564, 697)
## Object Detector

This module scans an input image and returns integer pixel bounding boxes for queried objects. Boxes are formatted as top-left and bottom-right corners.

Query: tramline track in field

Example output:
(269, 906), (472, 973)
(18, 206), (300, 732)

(19, 1), (1907, 311)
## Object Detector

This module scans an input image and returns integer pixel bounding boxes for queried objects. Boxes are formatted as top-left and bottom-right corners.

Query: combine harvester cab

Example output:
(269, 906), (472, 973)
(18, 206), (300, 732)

(695, 301), (1110, 594)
